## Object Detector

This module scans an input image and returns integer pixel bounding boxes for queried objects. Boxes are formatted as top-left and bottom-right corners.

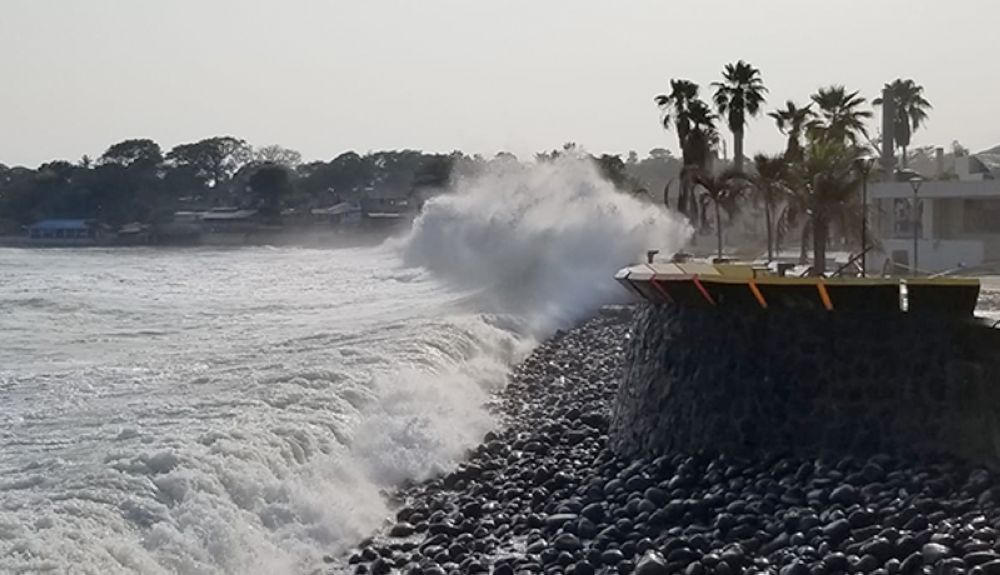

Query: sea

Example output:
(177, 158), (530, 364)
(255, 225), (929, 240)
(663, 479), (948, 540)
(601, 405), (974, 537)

(0, 158), (690, 575)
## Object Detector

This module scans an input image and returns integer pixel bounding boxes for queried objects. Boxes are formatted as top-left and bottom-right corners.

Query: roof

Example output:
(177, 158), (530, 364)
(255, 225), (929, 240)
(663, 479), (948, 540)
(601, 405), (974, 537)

(311, 202), (356, 216)
(201, 209), (258, 221)
(870, 180), (1000, 200)
(28, 219), (91, 230)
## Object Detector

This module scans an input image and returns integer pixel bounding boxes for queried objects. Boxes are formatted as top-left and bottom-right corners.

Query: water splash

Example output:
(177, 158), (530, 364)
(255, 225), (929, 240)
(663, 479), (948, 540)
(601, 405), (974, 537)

(400, 155), (692, 336)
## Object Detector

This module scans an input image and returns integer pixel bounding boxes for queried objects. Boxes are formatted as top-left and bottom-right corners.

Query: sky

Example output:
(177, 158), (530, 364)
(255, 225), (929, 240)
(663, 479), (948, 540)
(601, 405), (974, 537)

(1, 0), (998, 167)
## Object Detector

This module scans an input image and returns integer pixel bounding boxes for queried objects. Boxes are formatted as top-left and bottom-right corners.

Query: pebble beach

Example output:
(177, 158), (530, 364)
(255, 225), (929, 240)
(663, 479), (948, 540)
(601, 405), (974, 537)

(332, 307), (1000, 575)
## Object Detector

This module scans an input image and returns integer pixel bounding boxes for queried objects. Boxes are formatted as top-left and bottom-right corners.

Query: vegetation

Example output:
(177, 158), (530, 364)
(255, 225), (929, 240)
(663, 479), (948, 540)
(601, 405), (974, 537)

(693, 168), (744, 260)
(712, 60), (768, 173)
(747, 153), (791, 261)
(768, 101), (814, 161)
(655, 80), (720, 225)
(0, 139), (678, 235)
(0, 65), (946, 278)
(873, 79), (932, 169)
(655, 67), (936, 274)
(808, 86), (873, 146)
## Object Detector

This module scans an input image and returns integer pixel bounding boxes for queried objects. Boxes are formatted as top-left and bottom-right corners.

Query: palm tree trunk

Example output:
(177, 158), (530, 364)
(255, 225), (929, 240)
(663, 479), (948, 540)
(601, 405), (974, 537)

(764, 188), (773, 262)
(901, 145), (908, 170)
(715, 200), (723, 260)
(813, 215), (828, 275)
(734, 129), (744, 173)
(799, 226), (809, 264)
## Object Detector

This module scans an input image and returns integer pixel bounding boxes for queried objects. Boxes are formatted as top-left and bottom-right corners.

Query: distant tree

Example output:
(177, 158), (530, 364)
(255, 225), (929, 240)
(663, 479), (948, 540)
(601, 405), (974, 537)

(412, 154), (454, 191)
(747, 153), (792, 261)
(780, 139), (864, 274)
(253, 144), (303, 168)
(248, 164), (293, 220)
(808, 86), (873, 146)
(648, 148), (673, 160)
(873, 79), (932, 169)
(655, 79), (701, 153)
(712, 60), (767, 173)
(769, 101), (815, 161)
(100, 139), (163, 169)
(297, 151), (375, 203)
(166, 136), (252, 189)
(38, 160), (77, 180)
(952, 140), (969, 157)
(655, 80), (718, 223)
(693, 167), (745, 259)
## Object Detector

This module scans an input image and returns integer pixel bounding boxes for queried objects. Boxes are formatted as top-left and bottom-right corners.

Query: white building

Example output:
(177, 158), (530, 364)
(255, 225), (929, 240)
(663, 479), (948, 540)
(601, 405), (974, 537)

(869, 156), (1000, 274)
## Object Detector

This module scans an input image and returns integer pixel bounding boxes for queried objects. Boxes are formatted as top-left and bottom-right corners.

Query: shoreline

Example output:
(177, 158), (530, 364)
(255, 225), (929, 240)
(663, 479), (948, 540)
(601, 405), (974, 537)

(328, 305), (1000, 575)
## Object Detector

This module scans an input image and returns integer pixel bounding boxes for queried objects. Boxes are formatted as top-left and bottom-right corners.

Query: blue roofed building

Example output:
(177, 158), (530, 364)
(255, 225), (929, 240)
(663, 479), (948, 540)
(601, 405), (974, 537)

(27, 219), (104, 241)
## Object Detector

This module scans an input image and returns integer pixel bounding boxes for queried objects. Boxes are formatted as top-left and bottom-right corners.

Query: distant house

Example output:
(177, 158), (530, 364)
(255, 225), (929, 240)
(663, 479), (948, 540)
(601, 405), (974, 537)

(199, 208), (279, 245)
(200, 208), (260, 233)
(360, 197), (414, 230)
(870, 155), (1000, 274)
(27, 219), (104, 241)
(309, 202), (360, 226)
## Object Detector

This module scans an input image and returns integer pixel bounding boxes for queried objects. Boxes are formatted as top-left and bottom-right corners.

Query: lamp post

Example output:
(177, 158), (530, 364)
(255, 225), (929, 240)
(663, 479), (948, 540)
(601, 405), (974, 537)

(855, 155), (876, 277)
(908, 176), (924, 277)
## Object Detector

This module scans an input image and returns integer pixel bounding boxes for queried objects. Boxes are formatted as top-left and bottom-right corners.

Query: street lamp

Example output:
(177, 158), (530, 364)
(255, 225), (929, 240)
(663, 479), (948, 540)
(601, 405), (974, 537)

(855, 154), (877, 277)
(908, 176), (924, 277)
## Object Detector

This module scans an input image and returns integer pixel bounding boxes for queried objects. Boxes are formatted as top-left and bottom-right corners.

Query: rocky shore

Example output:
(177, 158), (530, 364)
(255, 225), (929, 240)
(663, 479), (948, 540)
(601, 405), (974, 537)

(331, 307), (1000, 575)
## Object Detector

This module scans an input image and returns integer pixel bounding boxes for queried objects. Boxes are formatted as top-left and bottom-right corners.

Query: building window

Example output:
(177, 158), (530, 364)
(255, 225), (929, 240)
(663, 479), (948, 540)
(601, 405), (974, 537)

(893, 198), (923, 238)
(963, 199), (1000, 233)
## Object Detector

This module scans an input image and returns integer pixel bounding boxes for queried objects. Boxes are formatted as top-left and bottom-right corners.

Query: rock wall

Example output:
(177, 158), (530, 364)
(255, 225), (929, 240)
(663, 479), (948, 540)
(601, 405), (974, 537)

(610, 304), (1000, 464)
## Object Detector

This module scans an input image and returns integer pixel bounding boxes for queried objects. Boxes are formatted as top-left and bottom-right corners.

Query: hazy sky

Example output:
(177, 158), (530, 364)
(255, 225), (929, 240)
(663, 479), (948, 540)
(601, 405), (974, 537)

(1, 1), (997, 167)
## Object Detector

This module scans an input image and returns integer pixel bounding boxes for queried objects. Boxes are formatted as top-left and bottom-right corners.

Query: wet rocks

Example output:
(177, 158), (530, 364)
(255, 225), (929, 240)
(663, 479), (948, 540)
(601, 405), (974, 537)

(334, 309), (1000, 575)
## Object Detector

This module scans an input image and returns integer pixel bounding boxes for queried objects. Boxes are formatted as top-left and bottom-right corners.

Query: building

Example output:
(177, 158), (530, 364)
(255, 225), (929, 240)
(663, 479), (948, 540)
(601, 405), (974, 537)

(26, 219), (106, 243)
(869, 157), (1000, 274)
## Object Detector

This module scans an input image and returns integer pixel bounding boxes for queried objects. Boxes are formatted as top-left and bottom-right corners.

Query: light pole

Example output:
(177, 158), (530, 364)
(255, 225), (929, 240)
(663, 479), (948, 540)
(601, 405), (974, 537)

(855, 155), (876, 277)
(908, 176), (923, 277)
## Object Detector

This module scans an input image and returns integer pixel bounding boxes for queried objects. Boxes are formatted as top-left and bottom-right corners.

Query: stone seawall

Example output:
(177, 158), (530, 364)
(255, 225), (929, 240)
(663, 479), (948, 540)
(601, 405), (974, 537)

(610, 304), (1000, 464)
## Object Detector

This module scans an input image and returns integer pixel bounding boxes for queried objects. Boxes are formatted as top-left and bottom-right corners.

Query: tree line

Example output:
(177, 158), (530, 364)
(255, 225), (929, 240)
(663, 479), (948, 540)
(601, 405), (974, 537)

(655, 60), (935, 273)
(0, 136), (682, 234)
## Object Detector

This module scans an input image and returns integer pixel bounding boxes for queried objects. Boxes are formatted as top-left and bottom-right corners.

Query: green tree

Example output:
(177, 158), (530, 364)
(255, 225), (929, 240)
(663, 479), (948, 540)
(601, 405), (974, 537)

(780, 139), (864, 274)
(808, 86), (873, 146)
(100, 139), (164, 169)
(693, 167), (744, 260)
(873, 79), (932, 169)
(711, 60), (767, 173)
(166, 136), (252, 190)
(768, 101), (815, 161)
(248, 164), (293, 220)
(253, 144), (303, 168)
(655, 79), (700, 151)
(656, 82), (719, 224)
(747, 153), (792, 261)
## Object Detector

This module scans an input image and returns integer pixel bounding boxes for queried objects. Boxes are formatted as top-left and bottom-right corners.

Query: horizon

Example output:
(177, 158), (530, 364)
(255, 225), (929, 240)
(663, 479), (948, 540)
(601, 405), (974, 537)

(2, 0), (998, 167)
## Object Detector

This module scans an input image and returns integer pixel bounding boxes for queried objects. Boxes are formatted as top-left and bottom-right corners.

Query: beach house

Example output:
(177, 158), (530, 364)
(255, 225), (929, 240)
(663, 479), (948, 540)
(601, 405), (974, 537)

(869, 155), (1000, 274)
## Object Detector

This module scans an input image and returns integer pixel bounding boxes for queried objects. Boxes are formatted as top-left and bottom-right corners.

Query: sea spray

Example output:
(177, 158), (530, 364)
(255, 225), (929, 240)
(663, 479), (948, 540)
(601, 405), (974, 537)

(400, 155), (692, 336)
(0, 164), (690, 575)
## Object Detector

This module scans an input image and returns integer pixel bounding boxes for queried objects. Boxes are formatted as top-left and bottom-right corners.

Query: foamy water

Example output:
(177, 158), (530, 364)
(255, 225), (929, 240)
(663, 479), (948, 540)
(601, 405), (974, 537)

(0, 157), (690, 575)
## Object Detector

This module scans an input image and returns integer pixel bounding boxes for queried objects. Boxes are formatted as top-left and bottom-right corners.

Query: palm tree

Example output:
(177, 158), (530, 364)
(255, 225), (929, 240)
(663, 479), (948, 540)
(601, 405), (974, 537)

(656, 82), (718, 224)
(808, 86), (873, 146)
(873, 79), (932, 169)
(769, 101), (815, 161)
(655, 79), (701, 148)
(747, 153), (791, 262)
(779, 139), (864, 274)
(693, 167), (744, 260)
(712, 60), (767, 173)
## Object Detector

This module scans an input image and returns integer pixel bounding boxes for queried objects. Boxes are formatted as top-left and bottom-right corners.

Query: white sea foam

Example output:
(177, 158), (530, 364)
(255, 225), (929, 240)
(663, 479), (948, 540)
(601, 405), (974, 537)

(0, 160), (689, 575)
(400, 154), (691, 336)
